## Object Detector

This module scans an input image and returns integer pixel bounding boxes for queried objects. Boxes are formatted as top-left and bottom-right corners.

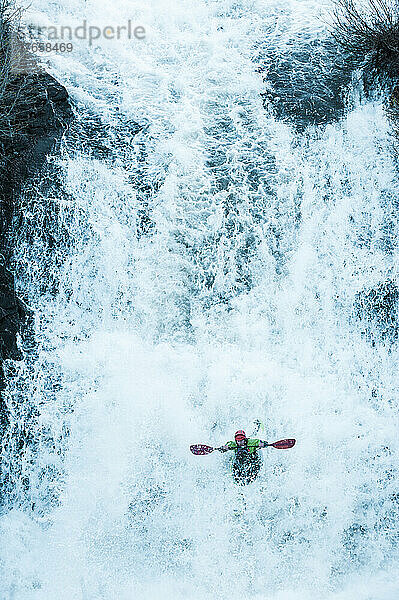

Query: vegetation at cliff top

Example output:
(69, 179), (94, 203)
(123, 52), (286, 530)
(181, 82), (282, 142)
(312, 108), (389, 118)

(331, 0), (399, 84)
(0, 0), (22, 96)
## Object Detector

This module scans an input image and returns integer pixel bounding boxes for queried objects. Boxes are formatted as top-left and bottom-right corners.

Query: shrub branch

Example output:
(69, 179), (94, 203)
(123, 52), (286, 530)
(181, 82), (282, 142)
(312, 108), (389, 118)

(331, 0), (399, 81)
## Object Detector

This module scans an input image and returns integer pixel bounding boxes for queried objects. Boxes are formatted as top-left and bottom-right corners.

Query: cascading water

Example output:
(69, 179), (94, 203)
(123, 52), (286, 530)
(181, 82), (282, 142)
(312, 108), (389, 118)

(1, 0), (399, 598)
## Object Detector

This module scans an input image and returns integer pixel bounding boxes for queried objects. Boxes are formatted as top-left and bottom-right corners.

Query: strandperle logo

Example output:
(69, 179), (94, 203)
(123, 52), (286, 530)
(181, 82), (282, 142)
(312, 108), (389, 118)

(25, 20), (146, 46)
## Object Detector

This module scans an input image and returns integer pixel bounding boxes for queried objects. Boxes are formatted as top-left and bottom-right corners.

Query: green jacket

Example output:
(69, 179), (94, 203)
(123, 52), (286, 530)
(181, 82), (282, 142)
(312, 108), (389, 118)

(226, 438), (261, 454)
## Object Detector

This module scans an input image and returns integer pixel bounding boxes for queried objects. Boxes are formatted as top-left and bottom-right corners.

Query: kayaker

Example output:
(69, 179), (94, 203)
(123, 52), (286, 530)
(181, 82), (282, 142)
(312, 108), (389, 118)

(218, 430), (269, 485)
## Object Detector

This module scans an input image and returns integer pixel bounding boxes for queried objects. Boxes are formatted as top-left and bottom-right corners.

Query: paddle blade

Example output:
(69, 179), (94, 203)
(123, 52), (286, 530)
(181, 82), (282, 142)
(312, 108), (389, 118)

(190, 444), (215, 455)
(270, 438), (296, 449)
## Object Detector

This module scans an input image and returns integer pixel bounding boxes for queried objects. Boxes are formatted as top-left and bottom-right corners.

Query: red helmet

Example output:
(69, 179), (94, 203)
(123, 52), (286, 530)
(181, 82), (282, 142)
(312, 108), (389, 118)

(235, 430), (246, 441)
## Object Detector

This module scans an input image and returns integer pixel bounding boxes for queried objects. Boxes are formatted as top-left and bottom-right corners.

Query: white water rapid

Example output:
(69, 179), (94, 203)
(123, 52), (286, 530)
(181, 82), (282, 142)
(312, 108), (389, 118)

(1, 0), (399, 598)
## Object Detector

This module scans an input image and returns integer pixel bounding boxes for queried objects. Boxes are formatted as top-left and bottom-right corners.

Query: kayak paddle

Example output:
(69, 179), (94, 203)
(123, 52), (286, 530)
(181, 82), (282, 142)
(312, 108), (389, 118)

(190, 444), (218, 455)
(270, 438), (296, 449)
(190, 438), (296, 455)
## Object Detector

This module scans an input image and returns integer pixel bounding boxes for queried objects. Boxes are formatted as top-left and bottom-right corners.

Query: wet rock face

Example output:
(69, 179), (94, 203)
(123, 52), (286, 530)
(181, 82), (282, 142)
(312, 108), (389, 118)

(0, 263), (25, 392)
(0, 70), (73, 387)
(0, 72), (73, 227)
(0, 262), (25, 359)
(257, 34), (355, 131)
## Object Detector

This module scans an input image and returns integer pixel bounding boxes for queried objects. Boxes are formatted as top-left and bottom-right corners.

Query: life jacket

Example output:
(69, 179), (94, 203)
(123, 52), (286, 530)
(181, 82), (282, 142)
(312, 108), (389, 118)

(226, 438), (261, 456)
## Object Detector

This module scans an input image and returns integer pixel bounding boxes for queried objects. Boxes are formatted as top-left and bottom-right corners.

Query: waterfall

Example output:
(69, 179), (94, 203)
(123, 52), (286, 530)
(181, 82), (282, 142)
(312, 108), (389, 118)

(1, 0), (399, 598)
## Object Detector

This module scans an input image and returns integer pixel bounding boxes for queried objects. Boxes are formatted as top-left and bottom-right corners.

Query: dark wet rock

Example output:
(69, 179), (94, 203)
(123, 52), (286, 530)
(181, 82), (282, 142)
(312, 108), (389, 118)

(0, 72), (73, 234)
(0, 262), (25, 362)
(257, 34), (355, 130)
(0, 69), (73, 393)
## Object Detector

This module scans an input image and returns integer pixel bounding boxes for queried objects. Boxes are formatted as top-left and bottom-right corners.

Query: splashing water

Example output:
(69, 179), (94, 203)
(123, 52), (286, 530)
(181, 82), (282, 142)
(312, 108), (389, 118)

(1, 0), (399, 598)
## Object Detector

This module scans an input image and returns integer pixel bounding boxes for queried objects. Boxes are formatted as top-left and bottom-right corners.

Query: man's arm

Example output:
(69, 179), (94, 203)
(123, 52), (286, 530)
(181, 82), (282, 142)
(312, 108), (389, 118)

(217, 441), (235, 452)
(258, 440), (269, 448)
(217, 445), (231, 453)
